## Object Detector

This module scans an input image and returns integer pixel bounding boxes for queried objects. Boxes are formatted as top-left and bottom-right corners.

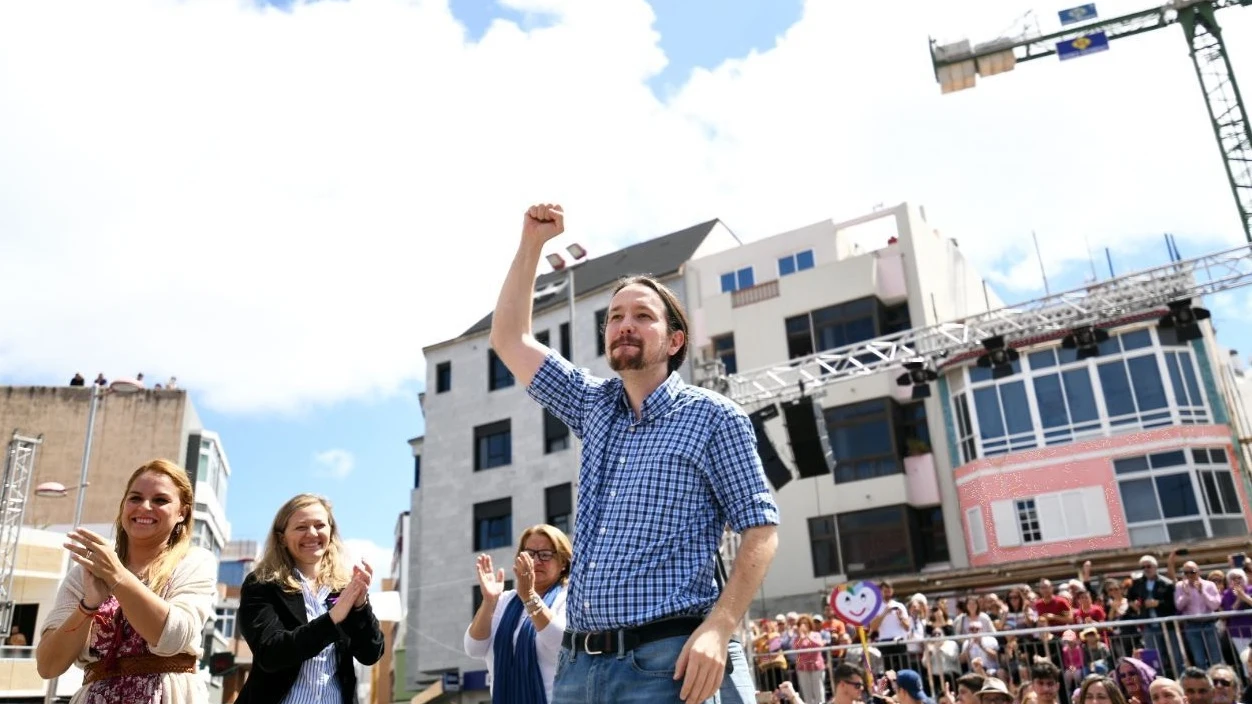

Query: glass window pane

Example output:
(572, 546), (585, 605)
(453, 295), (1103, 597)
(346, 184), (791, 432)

(973, 387), (1005, 440)
(1119, 479), (1161, 522)
(1149, 450), (1188, 468)
(1029, 350), (1057, 370)
(1033, 375), (1068, 429)
(720, 272), (735, 293)
(1121, 329), (1152, 350)
(737, 267), (754, 288)
(1154, 474), (1199, 518)
(1114, 456), (1149, 474)
(1000, 381), (1032, 434)
(1193, 448), (1211, 464)
(1129, 524), (1168, 546)
(1166, 520), (1207, 542)
(796, 250), (815, 270)
(1165, 352), (1189, 405)
(1180, 353), (1203, 406)
(1062, 368), (1099, 422)
(1217, 472), (1241, 514)
(1200, 472), (1222, 514)
(1127, 356), (1167, 410)
(779, 256), (796, 276)
(1212, 448), (1228, 464)
(1098, 362), (1135, 416)
(1210, 517), (1248, 538)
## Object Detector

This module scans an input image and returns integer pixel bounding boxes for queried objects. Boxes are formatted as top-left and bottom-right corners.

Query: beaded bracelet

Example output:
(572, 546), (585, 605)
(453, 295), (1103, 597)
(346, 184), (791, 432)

(79, 598), (100, 613)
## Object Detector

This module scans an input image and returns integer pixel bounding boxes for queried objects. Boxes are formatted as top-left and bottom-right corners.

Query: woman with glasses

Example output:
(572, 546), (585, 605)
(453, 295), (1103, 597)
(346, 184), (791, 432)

(465, 524), (571, 704)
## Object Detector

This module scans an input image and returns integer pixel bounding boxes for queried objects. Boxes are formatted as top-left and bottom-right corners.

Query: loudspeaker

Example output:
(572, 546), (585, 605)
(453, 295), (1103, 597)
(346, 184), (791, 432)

(783, 396), (835, 478)
(750, 405), (792, 491)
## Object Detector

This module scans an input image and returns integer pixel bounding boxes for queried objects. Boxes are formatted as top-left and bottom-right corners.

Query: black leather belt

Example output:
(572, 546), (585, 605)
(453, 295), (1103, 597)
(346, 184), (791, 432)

(562, 616), (704, 655)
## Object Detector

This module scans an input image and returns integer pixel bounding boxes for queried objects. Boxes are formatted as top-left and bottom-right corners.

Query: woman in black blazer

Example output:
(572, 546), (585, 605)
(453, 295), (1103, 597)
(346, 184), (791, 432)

(236, 494), (384, 704)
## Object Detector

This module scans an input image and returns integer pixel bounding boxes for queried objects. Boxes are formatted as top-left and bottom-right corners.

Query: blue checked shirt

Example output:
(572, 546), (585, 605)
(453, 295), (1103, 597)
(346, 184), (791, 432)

(528, 351), (780, 633)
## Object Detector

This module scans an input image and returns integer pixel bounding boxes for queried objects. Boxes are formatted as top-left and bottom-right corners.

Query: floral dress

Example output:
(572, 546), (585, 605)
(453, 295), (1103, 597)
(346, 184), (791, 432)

(83, 596), (164, 704)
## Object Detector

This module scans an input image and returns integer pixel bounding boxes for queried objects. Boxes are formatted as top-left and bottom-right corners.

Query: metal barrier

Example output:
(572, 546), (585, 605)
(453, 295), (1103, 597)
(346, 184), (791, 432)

(0, 644), (34, 659)
(750, 610), (1252, 703)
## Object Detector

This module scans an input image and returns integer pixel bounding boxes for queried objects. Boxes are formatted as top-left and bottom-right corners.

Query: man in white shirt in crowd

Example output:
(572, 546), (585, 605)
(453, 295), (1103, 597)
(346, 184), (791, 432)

(870, 580), (911, 669)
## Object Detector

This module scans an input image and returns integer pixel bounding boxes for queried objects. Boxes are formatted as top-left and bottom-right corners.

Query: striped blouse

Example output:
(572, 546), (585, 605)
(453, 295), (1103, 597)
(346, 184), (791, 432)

(282, 572), (342, 704)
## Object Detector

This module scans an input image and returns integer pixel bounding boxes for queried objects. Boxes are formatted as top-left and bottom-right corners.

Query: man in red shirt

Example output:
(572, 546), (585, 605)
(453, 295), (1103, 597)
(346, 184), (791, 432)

(1034, 579), (1072, 665)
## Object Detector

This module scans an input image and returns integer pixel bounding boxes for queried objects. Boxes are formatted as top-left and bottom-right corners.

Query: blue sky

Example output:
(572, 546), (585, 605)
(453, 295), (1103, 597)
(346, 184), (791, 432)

(208, 0), (808, 554)
(2, 0), (1250, 573)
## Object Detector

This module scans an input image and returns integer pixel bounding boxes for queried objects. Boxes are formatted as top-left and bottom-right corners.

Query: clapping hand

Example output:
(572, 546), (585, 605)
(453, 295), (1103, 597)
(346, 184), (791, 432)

(351, 560), (373, 608)
(65, 528), (125, 604)
(476, 554), (506, 602)
(514, 552), (536, 598)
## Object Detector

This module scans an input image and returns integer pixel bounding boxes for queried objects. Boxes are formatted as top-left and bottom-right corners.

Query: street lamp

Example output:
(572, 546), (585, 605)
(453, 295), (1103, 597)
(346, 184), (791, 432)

(546, 244), (588, 361)
(42, 378), (142, 704)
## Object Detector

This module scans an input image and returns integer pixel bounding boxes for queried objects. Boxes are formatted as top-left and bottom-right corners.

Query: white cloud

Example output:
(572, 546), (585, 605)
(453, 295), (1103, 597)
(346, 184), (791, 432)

(313, 448), (355, 478)
(342, 537), (395, 586)
(1, 0), (1248, 414)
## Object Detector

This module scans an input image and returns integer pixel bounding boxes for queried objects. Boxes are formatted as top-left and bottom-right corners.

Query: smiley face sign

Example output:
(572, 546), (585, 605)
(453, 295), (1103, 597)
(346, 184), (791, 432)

(829, 581), (885, 628)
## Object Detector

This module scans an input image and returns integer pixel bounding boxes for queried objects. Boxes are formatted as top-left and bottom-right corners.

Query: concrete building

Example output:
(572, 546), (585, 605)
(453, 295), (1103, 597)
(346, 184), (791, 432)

(683, 203), (999, 614)
(0, 385), (231, 556)
(405, 219), (742, 696)
(0, 383), (233, 699)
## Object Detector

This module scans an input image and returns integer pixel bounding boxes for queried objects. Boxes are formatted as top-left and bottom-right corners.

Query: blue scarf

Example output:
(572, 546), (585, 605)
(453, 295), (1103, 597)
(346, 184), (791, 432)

(492, 584), (563, 704)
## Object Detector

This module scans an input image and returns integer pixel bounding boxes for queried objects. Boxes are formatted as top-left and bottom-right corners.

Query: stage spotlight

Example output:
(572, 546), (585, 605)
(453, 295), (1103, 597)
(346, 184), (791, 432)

(1061, 325), (1110, 360)
(1158, 299), (1211, 343)
(896, 358), (939, 399)
(976, 335), (1020, 379)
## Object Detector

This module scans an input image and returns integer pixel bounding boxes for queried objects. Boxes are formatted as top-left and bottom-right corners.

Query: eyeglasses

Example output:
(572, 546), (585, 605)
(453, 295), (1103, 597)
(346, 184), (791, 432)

(1212, 680), (1234, 688)
(1184, 570), (1199, 575)
(841, 680), (865, 690)
(522, 549), (557, 562)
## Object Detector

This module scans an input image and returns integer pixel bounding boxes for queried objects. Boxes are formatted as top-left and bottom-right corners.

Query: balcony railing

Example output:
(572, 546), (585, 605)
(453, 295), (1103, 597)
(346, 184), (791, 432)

(731, 279), (779, 308)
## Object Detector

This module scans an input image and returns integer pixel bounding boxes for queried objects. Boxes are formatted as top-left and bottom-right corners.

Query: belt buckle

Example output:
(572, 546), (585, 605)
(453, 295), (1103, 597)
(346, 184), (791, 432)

(583, 632), (605, 655)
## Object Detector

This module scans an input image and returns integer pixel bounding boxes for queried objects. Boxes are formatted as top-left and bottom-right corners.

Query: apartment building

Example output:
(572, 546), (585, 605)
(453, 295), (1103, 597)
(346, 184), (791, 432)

(684, 203), (999, 613)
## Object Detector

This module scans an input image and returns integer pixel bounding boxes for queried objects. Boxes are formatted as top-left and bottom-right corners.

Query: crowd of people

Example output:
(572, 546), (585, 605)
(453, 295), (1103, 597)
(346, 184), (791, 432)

(747, 552), (1252, 704)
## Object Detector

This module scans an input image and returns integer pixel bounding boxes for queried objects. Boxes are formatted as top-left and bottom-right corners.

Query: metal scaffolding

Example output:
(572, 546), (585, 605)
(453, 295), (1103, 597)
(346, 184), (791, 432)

(0, 431), (43, 635)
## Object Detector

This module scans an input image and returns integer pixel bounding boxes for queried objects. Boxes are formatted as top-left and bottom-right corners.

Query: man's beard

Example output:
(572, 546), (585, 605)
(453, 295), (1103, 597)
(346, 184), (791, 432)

(608, 338), (666, 372)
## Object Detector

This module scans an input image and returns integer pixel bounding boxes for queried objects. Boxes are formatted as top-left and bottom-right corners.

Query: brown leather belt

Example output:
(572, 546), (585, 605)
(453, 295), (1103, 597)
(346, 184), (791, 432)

(83, 653), (198, 684)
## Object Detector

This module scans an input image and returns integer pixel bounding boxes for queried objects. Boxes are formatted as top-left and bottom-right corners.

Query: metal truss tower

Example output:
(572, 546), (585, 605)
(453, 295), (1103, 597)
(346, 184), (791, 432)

(0, 432), (43, 635)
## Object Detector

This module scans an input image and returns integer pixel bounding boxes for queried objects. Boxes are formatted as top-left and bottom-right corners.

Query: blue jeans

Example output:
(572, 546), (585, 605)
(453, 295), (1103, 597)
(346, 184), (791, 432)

(1184, 621), (1223, 669)
(552, 636), (754, 704)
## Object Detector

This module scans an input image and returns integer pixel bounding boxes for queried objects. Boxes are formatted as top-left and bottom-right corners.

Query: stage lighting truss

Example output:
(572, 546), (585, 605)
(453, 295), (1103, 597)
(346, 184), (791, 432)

(699, 243), (1252, 410)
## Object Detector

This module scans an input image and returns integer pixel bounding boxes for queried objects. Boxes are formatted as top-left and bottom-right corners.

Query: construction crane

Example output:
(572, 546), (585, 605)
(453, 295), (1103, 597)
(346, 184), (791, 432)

(928, 0), (1252, 243)
(0, 431), (43, 635)
(701, 241), (1252, 409)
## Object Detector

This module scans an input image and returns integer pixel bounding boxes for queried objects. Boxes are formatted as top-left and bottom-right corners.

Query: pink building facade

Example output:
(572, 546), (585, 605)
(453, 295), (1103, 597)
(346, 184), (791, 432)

(939, 323), (1251, 567)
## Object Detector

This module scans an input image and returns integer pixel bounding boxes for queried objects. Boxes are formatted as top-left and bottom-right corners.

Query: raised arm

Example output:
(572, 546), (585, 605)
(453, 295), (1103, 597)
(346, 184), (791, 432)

(489, 203), (565, 387)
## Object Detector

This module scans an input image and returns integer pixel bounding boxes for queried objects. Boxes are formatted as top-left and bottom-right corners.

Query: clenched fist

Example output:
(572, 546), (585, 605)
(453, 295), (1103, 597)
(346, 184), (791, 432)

(522, 203), (564, 245)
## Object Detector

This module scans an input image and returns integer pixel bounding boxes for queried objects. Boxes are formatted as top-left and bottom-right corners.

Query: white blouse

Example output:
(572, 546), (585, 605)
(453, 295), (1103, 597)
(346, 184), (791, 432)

(463, 589), (568, 701)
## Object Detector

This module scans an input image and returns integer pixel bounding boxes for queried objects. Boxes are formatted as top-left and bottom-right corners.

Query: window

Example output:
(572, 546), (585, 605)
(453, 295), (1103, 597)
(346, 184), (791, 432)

(473, 420), (512, 471)
(472, 498), (512, 551)
(778, 250), (815, 277)
(880, 303), (912, 335)
(1016, 499), (1043, 543)
(952, 327), (1212, 463)
(911, 506), (950, 565)
(435, 361), (451, 393)
(198, 438), (228, 506)
(472, 580), (513, 617)
(535, 330), (550, 347)
(825, 399), (900, 483)
(1115, 447), (1247, 545)
(966, 506), (988, 555)
(559, 322), (571, 360)
(719, 267), (755, 293)
(711, 334), (737, 375)
(785, 297), (884, 360)
(807, 515), (842, 577)
(897, 402), (930, 455)
(214, 607), (236, 639)
(811, 298), (876, 352)
(488, 349), (514, 391)
(838, 506), (912, 576)
(545, 483), (572, 535)
(544, 410), (570, 453)
(595, 309), (607, 356)
(785, 314), (814, 359)
(413, 455), (421, 489)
